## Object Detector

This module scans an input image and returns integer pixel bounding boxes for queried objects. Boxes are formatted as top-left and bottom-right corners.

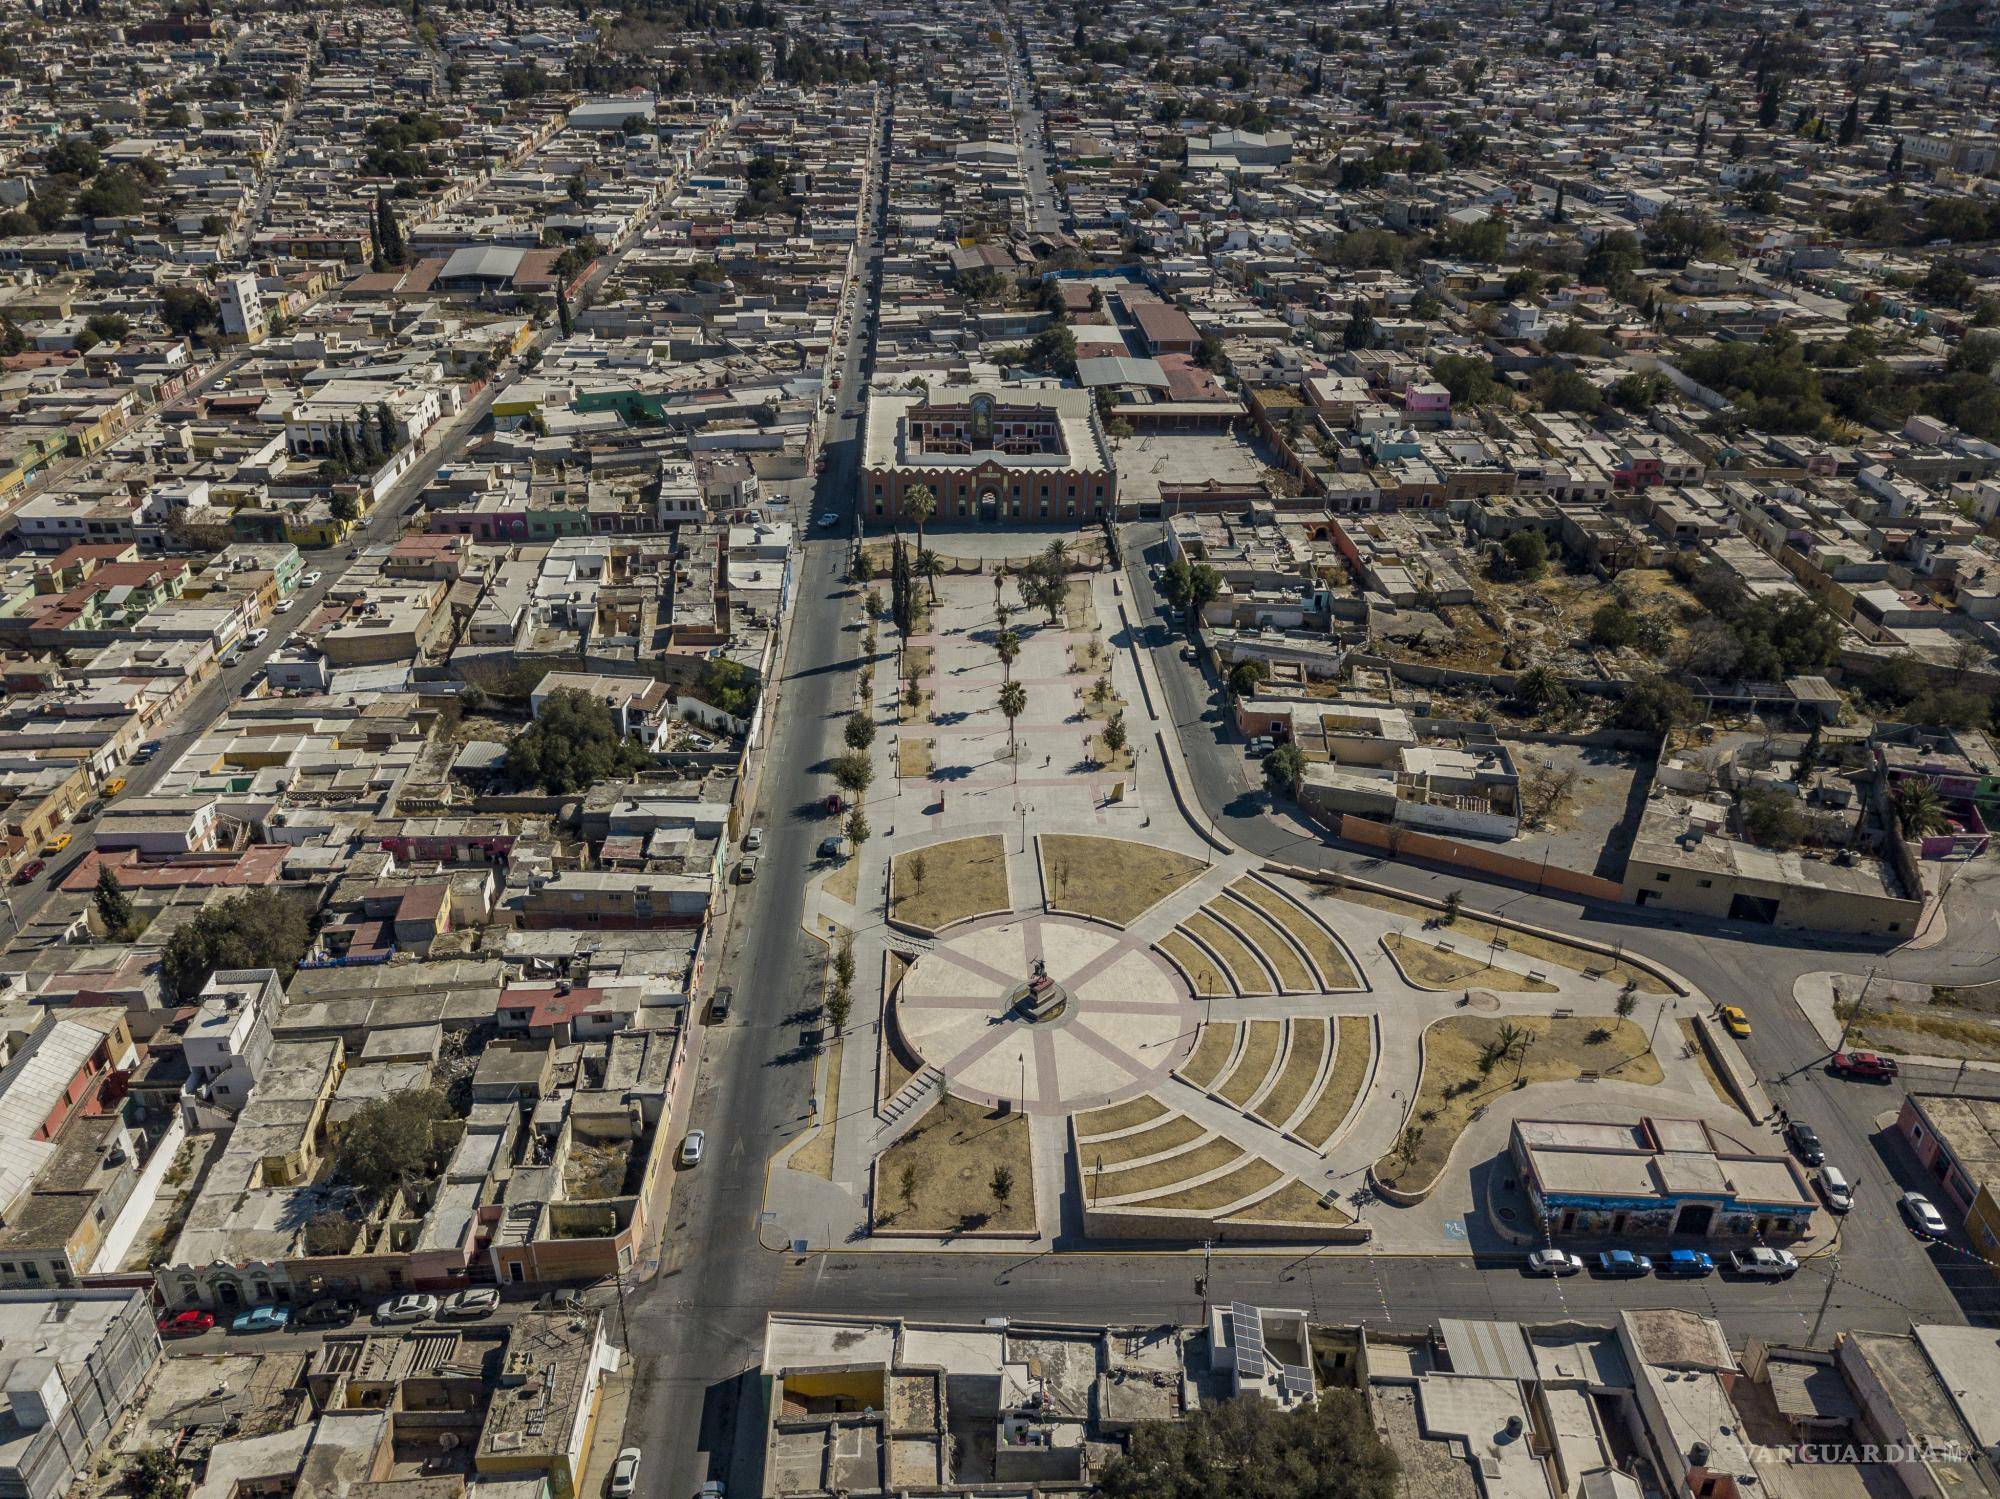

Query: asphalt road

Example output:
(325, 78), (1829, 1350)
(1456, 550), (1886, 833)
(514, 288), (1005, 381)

(1008, 44), (1063, 236)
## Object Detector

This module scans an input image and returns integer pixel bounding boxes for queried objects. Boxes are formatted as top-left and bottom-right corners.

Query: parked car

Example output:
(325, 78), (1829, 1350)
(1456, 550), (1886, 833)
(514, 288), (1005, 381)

(376, 1293), (439, 1324)
(1718, 1005), (1751, 1038)
(441, 1289), (500, 1319)
(296, 1299), (358, 1329)
(132, 743), (160, 764)
(818, 835), (847, 859)
(710, 986), (733, 1022)
(12, 859), (43, 886)
(824, 792), (845, 815)
(1247, 736), (1274, 758)
(158, 1310), (215, 1337)
(1596, 1250), (1652, 1278)
(743, 828), (763, 852)
(1180, 644), (1200, 663)
(1901, 1191), (1949, 1240)
(609, 1449), (642, 1498)
(102, 777), (125, 797)
(1829, 1050), (1899, 1081)
(1659, 1249), (1715, 1278)
(736, 854), (759, 885)
(696, 1482), (725, 1499)
(1728, 1247), (1799, 1278)
(1818, 1166), (1854, 1214)
(79, 798), (105, 821)
(816, 512), (838, 528)
(275, 598), (294, 614)
(1526, 1248), (1583, 1276)
(680, 1129), (706, 1167)
(246, 628), (269, 648)
(40, 833), (70, 856)
(231, 1305), (291, 1334)
(1784, 1121), (1825, 1166)
(222, 651), (244, 668)
(303, 571), (323, 587)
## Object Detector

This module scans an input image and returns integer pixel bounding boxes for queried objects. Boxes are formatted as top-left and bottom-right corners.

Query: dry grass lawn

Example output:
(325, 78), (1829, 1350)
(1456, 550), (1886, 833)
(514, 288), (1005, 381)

(823, 856), (860, 908)
(1141, 1158), (1283, 1212)
(1252, 1019), (1328, 1129)
(1295, 1017), (1374, 1149)
(1383, 933), (1560, 994)
(876, 1093), (1035, 1233)
(1183, 911), (1274, 995)
(1837, 998), (2000, 1063)
(1214, 896), (1314, 992)
(1087, 1136), (1242, 1201)
(791, 1038), (843, 1179)
(1217, 1019), (1283, 1107)
(1175, 1024), (1240, 1090)
(891, 835), (1010, 931)
(1229, 1177), (1353, 1228)
(1231, 878), (1359, 989)
(1074, 1095), (1166, 1136)
(1157, 931), (1230, 995)
(897, 736), (933, 780)
(1062, 579), (1094, 632)
(1077, 1114), (1206, 1170)
(1338, 887), (1668, 993)
(1040, 834), (1205, 926)
(1374, 1015), (1663, 1194)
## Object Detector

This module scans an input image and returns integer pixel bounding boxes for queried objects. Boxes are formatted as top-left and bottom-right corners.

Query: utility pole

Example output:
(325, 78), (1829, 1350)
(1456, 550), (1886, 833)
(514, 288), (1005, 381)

(1198, 1238), (1213, 1317)
(1808, 1255), (1839, 1348)
(1834, 966), (1877, 1054)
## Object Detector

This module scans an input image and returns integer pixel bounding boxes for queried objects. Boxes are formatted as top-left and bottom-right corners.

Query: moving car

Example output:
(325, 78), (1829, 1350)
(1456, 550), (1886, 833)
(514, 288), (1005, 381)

(1818, 1166), (1854, 1214)
(275, 598), (294, 614)
(41, 834), (70, 856)
(1718, 1005), (1751, 1038)
(222, 651), (244, 668)
(1784, 1120), (1825, 1166)
(1596, 1250), (1652, 1278)
(441, 1289), (500, 1319)
(296, 1299), (358, 1329)
(12, 859), (43, 885)
(1901, 1191), (1949, 1239)
(79, 798), (105, 821)
(1829, 1050), (1899, 1081)
(680, 1129), (706, 1167)
(1659, 1249), (1715, 1278)
(816, 512), (838, 528)
(1526, 1248), (1583, 1276)
(231, 1305), (291, 1334)
(376, 1293), (439, 1324)
(133, 742), (160, 764)
(609, 1449), (642, 1498)
(102, 777), (125, 797)
(246, 628), (269, 648)
(158, 1310), (215, 1337)
(303, 571), (323, 587)
(1728, 1247), (1799, 1278)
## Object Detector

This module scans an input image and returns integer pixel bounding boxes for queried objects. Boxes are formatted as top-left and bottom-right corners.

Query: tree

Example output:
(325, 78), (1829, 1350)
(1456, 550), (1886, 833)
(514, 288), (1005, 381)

(831, 751), (874, 798)
(990, 1165), (1014, 1206)
(1264, 742), (1306, 800)
(890, 535), (914, 645)
(94, 866), (135, 938)
(1512, 665), (1569, 713)
(375, 401), (398, 454)
(1740, 786), (1805, 849)
(1502, 530), (1549, 581)
(1837, 94), (1860, 148)
(1096, 1390), (1401, 1499)
(1228, 659), (1268, 702)
(160, 284), (219, 338)
(126, 1449), (187, 1499)
(84, 312), (129, 345)
(916, 548), (943, 606)
(161, 889), (311, 998)
(1342, 297), (1375, 350)
(1590, 602), (1640, 650)
(844, 709), (876, 752)
(374, 189), (404, 267)
(503, 688), (651, 794)
(333, 1088), (451, 1196)
(826, 986), (852, 1034)
(556, 282), (573, 338)
(1442, 888), (1462, 924)
(330, 491), (360, 523)
(995, 628), (1021, 681)
(845, 806), (870, 849)
(898, 1163), (918, 1206)
(1892, 778), (1947, 838)
(1614, 675), (1698, 738)
(998, 679), (1027, 761)
(1102, 711), (1128, 760)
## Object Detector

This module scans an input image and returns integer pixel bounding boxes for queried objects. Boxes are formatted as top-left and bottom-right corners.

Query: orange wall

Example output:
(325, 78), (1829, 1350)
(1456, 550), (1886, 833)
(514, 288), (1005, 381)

(1336, 815), (1627, 904)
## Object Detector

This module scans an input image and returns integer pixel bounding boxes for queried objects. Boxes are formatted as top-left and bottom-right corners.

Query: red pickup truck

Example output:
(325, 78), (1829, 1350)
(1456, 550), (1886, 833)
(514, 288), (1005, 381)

(1829, 1050), (1900, 1081)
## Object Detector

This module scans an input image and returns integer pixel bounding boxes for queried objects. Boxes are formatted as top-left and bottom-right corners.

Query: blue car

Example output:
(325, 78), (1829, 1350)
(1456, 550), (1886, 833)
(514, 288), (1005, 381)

(1597, 1250), (1653, 1278)
(231, 1305), (291, 1334)
(1660, 1249), (1715, 1278)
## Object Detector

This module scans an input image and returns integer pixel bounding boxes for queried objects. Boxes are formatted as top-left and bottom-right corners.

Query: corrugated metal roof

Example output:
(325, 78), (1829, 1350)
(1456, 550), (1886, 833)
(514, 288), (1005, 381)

(1075, 355), (1167, 389)
(1439, 1318), (1540, 1383)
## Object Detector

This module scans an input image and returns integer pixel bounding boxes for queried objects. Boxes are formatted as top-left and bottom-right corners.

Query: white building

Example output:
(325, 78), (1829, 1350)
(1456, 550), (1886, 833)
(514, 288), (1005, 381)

(217, 271), (266, 341)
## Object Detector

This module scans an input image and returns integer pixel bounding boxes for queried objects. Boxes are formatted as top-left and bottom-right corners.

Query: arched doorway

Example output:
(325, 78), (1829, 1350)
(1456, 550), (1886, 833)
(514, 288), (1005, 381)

(978, 488), (1000, 523)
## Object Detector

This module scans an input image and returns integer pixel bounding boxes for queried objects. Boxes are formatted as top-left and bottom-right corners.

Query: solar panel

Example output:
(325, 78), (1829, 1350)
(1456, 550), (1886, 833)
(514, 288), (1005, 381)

(1232, 1302), (1267, 1379)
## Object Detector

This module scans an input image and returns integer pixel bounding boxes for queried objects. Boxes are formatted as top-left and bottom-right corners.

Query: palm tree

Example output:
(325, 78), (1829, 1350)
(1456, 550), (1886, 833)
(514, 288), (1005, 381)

(917, 548), (944, 606)
(1043, 537), (1069, 576)
(1893, 777), (1948, 838)
(995, 628), (1020, 681)
(904, 483), (936, 557)
(998, 679), (1027, 762)
(1513, 665), (1568, 712)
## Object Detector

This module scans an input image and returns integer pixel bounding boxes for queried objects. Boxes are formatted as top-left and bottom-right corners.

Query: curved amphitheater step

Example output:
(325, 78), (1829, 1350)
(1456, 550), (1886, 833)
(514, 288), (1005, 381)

(1154, 1074), (1348, 1184)
(1180, 907), (1281, 996)
(1227, 875), (1364, 992)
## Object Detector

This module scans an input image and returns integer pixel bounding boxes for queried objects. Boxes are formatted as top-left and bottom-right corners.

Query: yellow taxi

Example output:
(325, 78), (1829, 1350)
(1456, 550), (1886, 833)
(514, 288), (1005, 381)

(1718, 1005), (1751, 1039)
(102, 777), (126, 797)
(41, 833), (71, 856)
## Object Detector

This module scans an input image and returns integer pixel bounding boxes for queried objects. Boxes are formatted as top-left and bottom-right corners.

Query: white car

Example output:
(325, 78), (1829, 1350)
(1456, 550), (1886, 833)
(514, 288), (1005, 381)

(609, 1448), (641, 1498)
(246, 628), (269, 648)
(742, 828), (763, 851)
(1526, 1248), (1583, 1277)
(274, 598), (294, 614)
(302, 571), (323, 587)
(817, 512), (838, 528)
(1901, 1191), (1949, 1239)
(440, 1288), (499, 1319)
(376, 1293), (439, 1324)
(1726, 1247), (1800, 1278)
(680, 1129), (706, 1167)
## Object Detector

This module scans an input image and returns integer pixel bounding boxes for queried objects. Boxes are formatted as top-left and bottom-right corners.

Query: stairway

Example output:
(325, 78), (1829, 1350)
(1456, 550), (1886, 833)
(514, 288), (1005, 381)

(879, 1064), (942, 1125)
